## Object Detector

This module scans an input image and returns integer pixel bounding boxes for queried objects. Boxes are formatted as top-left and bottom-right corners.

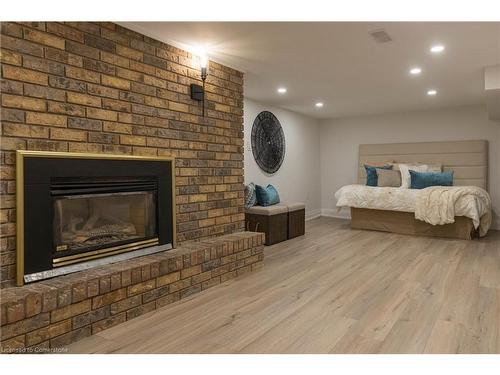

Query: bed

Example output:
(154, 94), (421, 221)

(335, 140), (492, 239)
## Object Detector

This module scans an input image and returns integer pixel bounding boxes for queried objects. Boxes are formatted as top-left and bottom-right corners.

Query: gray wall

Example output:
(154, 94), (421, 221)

(244, 98), (322, 219)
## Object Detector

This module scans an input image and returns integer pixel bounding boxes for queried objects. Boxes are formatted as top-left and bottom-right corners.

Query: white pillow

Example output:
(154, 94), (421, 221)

(427, 164), (442, 172)
(398, 164), (428, 188)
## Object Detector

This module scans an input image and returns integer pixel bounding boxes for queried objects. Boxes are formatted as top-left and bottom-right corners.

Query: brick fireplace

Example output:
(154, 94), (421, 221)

(16, 151), (175, 285)
(0, 22), (264, 352)
(1, 21), (246, 288)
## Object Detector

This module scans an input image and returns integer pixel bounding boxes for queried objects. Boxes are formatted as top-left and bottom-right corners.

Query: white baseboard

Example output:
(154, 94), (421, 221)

(305, 209), (322, 221)
(320, 208), (351, 220)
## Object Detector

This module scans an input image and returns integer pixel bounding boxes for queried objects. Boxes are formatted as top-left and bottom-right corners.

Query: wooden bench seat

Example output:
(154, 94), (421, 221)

(245, 202), (306, 245)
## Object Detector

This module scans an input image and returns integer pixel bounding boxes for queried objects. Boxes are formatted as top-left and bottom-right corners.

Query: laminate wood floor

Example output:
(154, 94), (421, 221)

(68, 217), (500, 354)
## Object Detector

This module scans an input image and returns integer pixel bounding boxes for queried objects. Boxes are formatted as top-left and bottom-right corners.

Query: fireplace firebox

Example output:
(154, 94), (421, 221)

(16, 151), (176, 286)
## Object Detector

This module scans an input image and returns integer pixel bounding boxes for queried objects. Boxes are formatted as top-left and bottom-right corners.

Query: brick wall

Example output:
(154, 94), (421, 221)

(0, 22), (245, 288)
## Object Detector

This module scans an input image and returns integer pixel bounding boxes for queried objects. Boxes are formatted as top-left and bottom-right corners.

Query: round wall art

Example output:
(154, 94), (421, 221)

(251, 111), (286, 174)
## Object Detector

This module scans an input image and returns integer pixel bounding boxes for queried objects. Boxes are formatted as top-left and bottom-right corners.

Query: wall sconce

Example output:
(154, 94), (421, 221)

(190, 54), (209, 116)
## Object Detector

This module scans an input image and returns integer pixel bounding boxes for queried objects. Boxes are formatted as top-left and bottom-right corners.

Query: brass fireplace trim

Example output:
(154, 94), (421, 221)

(53, 237), (160, 267)
(16, 150), (177, 286)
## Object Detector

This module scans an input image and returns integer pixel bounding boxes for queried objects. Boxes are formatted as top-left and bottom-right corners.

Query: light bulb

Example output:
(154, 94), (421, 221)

(430, 45), (445, 53)
(200, 55), (208, 69)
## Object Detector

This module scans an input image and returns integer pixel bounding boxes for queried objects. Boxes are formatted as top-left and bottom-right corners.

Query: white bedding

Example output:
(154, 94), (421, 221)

(335, 184), (492, 235)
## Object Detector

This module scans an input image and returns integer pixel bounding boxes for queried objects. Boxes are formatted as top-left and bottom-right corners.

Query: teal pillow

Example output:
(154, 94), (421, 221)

(410, 170), (454, 189)
(364, 165), (392, 186)
(255, 184), (280, 206)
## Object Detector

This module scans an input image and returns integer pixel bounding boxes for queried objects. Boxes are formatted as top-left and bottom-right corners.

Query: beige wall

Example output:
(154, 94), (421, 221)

(244, 99), (321, 219)
(320, 105), (500, 229)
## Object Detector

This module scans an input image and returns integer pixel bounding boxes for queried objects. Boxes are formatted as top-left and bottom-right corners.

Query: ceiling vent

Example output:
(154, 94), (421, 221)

(369, 29), (392, 43)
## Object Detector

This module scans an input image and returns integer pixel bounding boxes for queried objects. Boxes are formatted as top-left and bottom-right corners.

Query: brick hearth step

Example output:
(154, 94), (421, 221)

(0, 231), (264, 352)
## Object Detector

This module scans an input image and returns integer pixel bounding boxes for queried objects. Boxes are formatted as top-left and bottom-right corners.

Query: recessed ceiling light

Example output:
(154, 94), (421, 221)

(277, 87), (287, 94)
(410, 67), (422, 75)
(430, 44), (445, 53)
(427, 89), (437, 96)
(315, 102), (324, 108)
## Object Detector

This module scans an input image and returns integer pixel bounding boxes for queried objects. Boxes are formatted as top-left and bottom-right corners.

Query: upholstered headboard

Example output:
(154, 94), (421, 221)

(358, 140), (489, 189)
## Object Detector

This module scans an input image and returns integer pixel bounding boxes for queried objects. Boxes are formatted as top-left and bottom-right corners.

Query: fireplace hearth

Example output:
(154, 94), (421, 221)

(16, 151), (175, 285)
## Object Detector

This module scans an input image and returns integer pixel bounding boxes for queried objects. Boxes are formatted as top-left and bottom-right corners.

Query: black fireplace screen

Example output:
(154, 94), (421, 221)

(19, 153), (174, 285)
(53, 191), (157, 253)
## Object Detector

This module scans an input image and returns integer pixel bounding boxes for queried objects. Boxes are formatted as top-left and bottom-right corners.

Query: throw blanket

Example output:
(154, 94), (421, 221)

(415, 186), (492, 237)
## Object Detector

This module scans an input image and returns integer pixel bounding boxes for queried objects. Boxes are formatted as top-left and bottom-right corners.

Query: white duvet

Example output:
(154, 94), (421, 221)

(335, 184), (492, 236)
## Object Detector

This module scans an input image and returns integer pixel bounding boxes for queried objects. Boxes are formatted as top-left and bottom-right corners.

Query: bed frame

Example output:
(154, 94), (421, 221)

(353, 140), (488, 239)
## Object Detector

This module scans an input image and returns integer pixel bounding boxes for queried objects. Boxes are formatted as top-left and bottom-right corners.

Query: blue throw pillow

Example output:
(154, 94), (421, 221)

(364, 165), (392, 187)
(255, 184), (280, 206)
(410, 170), (454, 189)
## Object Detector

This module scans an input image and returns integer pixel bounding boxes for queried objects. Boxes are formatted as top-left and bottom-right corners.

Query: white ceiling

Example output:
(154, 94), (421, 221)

(119, 22), (500, 119)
